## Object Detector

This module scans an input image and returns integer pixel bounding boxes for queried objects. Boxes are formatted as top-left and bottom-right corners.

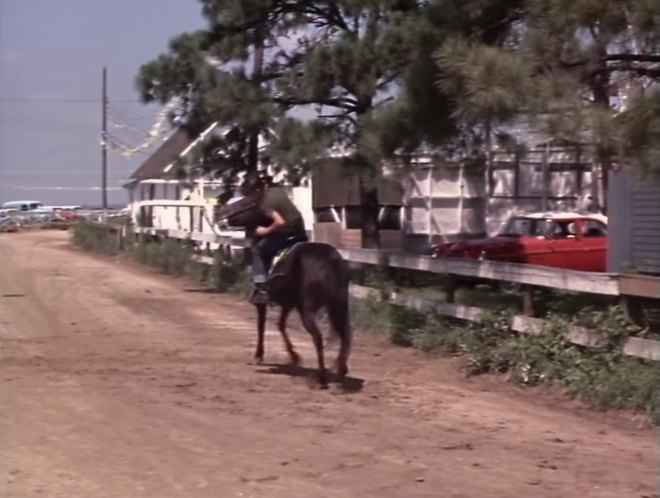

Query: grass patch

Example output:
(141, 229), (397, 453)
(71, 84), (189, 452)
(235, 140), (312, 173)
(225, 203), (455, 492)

(352, 296), (659, 424)
(71, 220), (122, 255)
(209, 248), (251, 295)
(131, 237), (196, 277)
(72, 221), (250, 294)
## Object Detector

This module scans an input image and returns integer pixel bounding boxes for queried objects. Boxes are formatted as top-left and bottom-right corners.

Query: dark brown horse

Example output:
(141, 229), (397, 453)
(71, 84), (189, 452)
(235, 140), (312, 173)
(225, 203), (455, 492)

(217, 197), (352, 388)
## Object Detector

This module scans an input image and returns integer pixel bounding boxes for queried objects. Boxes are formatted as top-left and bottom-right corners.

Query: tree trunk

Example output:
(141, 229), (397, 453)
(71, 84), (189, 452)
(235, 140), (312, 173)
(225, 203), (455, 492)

(590, 53), (612, 215)
(359, 176), (381, 249)
(595, 146), (611, 215)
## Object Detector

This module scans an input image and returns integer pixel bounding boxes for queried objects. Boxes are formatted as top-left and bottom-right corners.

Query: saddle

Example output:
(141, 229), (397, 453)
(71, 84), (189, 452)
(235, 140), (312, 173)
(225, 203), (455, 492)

(269, 234), (309, 279)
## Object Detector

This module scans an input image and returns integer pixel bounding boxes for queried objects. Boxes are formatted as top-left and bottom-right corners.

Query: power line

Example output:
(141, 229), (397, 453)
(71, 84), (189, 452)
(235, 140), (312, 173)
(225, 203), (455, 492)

(5, 184), (125, 191)
(1, 97), (142, 103)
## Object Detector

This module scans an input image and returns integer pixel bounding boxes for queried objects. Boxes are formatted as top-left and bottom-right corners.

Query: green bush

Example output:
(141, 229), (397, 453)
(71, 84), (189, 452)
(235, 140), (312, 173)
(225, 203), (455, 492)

(352, 297), (659, 423)
(72, 221), (121, 255)
(210, 248), (250, 294)
(143, 239), (193, 276)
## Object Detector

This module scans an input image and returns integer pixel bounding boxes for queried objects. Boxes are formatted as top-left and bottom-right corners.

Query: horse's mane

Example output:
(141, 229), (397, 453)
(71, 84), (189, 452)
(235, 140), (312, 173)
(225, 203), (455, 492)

(215, 196), (257, 221)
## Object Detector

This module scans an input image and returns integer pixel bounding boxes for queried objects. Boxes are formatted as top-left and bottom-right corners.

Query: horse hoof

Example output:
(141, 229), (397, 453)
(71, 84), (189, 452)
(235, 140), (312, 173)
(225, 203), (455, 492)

(317, 374), (329, 389)
(254, 354), (264, 365)
(333, 361), (349, 377)
(289, 352), (302, 366)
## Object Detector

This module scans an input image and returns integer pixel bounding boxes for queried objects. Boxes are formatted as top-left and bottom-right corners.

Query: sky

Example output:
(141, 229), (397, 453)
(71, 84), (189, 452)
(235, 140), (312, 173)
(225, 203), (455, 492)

(1, 0), (207, 207)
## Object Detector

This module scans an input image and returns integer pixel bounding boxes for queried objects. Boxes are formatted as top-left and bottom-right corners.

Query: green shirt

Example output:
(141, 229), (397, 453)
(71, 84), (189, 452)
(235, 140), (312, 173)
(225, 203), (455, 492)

(261, 187), (305, 234)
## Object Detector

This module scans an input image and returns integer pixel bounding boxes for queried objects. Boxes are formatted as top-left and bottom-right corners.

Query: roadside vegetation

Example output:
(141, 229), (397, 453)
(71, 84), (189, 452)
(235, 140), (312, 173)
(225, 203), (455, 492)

(352, 293), (659, 425)
(72, 220), (660, 425)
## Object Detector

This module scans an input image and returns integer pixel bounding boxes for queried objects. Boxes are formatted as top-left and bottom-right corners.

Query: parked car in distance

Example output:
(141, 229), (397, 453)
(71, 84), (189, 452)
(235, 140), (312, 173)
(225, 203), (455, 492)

(53, 209), (84, 222)
(433, 212), (608, 272)
(0, 216), (20, 233)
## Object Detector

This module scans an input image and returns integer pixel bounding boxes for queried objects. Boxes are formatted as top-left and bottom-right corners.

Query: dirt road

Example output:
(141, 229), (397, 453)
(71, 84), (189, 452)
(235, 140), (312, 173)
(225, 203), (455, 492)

(1, 230), (657, 498)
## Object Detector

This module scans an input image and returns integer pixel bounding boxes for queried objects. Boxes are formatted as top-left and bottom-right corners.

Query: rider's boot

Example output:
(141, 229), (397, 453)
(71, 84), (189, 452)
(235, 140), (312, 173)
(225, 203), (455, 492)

(249, 282), (269, 305)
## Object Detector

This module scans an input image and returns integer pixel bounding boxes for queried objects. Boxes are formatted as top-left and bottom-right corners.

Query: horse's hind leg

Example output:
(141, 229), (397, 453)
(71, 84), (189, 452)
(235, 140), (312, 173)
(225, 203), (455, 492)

(278, 307), (301, 366)
(299, 309), (328, 389)
(327, 299), (351, 378)
(334, 339), (350, 378)
(254, 303), (267, 364)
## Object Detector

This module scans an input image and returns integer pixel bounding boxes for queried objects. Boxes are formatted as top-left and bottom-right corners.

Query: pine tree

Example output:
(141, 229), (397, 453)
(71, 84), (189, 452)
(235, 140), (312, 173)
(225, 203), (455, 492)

(137, 0), (431, 247)
(135, 0), (285, 192)
(267, 0), (429, 247)
(428, 0), (660, 208)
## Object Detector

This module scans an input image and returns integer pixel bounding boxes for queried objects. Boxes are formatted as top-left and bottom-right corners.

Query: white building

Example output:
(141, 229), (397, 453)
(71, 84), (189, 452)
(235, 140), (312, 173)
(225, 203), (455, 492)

(122, 124), (314, 239)
(124, 122), (597, 253)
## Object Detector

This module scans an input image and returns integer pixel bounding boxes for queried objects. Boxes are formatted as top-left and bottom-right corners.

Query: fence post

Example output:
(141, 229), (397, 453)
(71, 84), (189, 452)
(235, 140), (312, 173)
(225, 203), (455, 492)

(522, 285), (536, 316)
(620, 295), (645, 327)
(445, 275), (457, 304)
(115, 226), (123, 251)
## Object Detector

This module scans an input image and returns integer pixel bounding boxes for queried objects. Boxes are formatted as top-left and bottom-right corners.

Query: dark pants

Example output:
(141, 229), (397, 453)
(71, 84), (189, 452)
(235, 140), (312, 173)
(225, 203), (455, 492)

(251, 232), (307, 284)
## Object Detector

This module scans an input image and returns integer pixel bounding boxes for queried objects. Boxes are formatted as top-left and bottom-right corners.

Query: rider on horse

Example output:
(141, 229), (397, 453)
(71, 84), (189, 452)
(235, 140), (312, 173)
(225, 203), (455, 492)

(245, 177), (308, 304)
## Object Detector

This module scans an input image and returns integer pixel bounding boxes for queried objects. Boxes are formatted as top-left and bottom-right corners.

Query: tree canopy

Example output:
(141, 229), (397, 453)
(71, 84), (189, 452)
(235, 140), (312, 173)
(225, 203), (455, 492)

(431, 0), (660, 204)
(135, 0), (660, 243)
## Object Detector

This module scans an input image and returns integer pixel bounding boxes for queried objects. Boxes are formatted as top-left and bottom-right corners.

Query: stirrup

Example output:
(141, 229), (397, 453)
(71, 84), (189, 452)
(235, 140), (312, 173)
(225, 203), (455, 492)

(249, 285), (269, 305)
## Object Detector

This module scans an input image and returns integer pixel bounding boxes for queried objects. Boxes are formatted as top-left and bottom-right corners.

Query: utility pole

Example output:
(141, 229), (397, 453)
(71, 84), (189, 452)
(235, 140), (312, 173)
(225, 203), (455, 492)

(101, 66), (108, 211)
(247, 38), (264, 174)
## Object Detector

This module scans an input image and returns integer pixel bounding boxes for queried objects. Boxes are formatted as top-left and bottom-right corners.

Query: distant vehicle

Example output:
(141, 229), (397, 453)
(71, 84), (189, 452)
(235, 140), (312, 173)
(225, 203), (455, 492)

(52, 205), (82, 210)
(53, 208), (84, 221)
(433, 211), (608, 273)
(0, 208), (19, 217)
(0, 200), (82, 212)
(0, 217), (20, 233)
(1, 200), (44, 211)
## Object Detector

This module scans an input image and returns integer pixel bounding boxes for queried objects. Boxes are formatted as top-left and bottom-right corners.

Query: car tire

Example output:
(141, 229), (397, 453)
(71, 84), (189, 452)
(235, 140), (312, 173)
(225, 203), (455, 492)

(498, 281), (521, 294)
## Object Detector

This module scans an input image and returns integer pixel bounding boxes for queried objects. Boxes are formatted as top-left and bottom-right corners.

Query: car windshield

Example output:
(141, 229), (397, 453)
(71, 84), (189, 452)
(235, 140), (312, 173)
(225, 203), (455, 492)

(499, 217), (550, 237)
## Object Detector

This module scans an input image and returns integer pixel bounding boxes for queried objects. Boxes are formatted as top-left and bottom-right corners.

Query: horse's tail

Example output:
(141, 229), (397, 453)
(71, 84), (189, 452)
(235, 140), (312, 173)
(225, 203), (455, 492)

(325, 255), (352, 369)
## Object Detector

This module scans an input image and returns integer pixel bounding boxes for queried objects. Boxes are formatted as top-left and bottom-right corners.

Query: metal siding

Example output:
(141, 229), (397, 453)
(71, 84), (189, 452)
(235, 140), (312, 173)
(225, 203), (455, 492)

(633, 207), (660, 215)
(632, 233), (660, 243)
(606, 170), (633, 272)
(633, 221), (660, 229)
(630, 180), (660, 275)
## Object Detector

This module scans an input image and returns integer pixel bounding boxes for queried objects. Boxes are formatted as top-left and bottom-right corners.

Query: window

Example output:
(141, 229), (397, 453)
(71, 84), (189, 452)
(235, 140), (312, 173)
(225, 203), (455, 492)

(548, 220), (576, 239)
(582, 220), (607, 238)
(315, 208), (337, 223)
(344, 207), (363, 229)
(500, 217), (550, 237)
(378, 206), (401, 230)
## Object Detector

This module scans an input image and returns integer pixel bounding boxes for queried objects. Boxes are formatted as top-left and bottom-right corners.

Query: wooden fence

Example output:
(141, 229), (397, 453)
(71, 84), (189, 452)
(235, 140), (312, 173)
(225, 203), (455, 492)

(96, 223), (660, 362)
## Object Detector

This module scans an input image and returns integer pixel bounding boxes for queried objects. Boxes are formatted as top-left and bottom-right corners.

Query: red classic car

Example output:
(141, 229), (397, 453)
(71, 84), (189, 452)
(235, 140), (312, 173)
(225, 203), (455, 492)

(433, 212), (608, 272)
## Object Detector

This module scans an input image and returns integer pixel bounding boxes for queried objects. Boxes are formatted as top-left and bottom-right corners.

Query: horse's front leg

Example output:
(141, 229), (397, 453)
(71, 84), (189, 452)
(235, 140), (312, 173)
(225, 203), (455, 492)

(254, 303), (267, 363)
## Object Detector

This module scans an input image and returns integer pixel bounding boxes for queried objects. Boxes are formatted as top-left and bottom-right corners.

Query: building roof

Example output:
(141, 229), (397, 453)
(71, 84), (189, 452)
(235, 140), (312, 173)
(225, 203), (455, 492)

(128, 128), (196, 181)
(521, 211), (608, 223)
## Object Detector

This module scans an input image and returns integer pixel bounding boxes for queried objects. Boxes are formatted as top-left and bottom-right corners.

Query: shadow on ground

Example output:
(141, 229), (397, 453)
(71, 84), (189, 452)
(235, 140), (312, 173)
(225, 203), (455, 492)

(256, 362), (365, 393)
